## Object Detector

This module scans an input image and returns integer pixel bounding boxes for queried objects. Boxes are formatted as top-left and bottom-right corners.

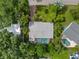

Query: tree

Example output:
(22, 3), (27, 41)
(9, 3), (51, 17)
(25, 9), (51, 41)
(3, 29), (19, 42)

(33, 5), (57, 22)
(70, 8), (79, 20)
(0, 0), (29, 59)
(35, 44), (46, 57)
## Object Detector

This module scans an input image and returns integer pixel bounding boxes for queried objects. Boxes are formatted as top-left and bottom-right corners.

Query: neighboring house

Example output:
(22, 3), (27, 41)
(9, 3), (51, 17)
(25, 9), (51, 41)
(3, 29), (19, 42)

(29, 22), (53, 44)
(7, 24), (21, 35)
(28, 0), (79, 6)
(62, 22), (79, 48)
(62, 0), (79, 5)
(28, 0), (55, 6)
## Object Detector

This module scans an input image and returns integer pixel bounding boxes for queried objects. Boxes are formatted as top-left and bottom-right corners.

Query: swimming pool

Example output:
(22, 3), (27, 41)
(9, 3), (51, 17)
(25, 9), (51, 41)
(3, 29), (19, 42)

(35, 38), (49, 44)
(62, 39), (70, 46)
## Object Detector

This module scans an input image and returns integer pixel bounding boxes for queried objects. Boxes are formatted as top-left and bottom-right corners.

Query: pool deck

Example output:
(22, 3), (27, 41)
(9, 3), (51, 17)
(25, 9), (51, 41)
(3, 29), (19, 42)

(62, 35), (77, 48)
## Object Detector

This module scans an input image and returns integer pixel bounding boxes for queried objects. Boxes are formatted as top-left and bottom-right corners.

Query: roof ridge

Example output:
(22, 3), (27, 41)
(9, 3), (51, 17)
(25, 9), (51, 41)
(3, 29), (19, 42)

(63, 22), (74, 33)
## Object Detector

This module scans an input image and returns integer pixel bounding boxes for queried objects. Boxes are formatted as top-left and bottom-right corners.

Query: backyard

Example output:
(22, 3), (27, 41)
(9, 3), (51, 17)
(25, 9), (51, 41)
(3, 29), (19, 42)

(33, 4), (79, 59)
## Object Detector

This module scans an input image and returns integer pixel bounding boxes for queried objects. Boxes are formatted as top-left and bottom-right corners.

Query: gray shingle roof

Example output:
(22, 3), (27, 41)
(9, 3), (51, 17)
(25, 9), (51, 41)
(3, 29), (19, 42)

(63, 22), (79, 44)
(28, 0), (54, 5)
(62, 0), (79, 5)
(28, 0), (79, 6)
(29, 22), (53, 39)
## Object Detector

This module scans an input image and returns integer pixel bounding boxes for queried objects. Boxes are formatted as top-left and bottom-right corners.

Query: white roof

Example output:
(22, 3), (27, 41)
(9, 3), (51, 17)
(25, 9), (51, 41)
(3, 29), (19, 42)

(29, 22), (53, 38)
(7, 24), (21, 35)
(28, 0), (54, 5)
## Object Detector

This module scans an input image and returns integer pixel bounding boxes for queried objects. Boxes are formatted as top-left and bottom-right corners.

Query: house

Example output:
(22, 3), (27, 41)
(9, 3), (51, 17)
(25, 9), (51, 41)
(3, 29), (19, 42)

(29, 22), (53, 44)
(7, 24), (21, 35)
(62, 22), (79, 48)
(62, 0), (79, 5)
(28, 0), (79, 6)
(28, 0), (54, 6)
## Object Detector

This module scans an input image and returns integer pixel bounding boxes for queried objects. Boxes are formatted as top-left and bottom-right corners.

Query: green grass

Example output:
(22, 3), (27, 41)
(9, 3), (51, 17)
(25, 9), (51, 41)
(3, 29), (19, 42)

(62, 5), (79, 27)
(63, 9), (74, 27)
(52, 50), (69, 59)
(50, 47), (79, 59)
(63, 5), (79, 26)
(52, 48), (79, 59)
